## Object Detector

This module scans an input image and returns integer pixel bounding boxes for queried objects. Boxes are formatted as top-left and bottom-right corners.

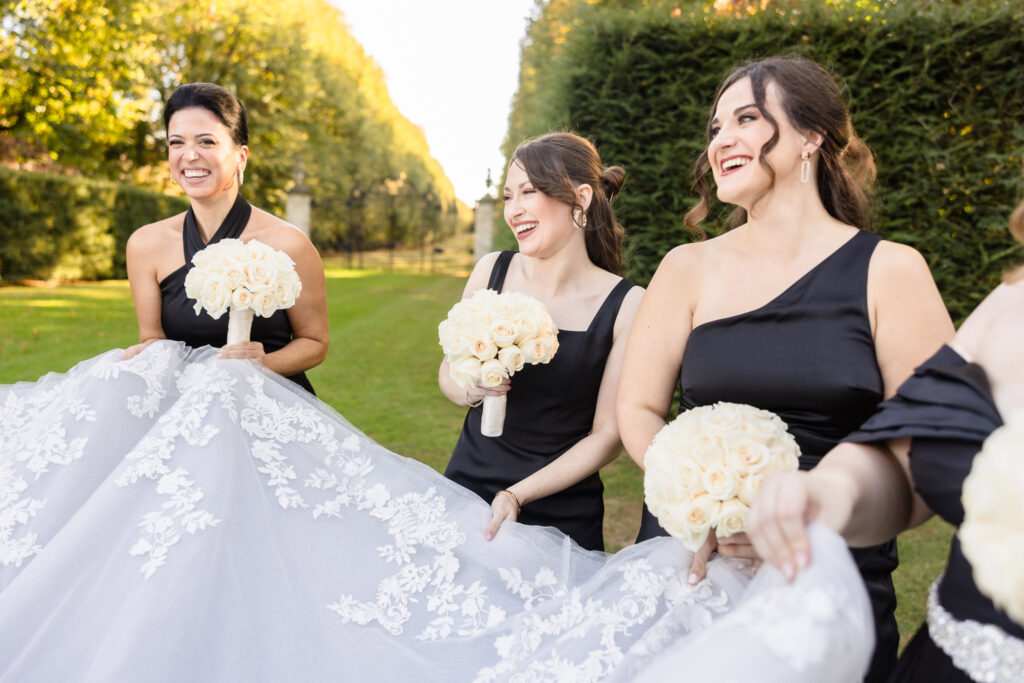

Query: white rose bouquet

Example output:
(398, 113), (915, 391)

(959, 413), (1024, 626)
(438, 288), (559, 437)
(643, 402), (801, 551)
(183, 238), (302, 344)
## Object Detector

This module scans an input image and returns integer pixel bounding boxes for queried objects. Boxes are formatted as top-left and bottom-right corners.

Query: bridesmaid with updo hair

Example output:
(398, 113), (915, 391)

(441, 131), (643, 552)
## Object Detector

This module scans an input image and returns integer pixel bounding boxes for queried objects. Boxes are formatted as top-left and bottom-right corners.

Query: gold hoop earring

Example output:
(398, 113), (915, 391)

(237, 168), (244, 186)
(800, 151), (811, 184)
(573, 208), (587, 229)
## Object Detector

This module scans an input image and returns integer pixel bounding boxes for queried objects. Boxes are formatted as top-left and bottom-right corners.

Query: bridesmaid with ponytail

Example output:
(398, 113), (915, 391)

(440, 132), (643, 551)
(617, 57), (954, 681)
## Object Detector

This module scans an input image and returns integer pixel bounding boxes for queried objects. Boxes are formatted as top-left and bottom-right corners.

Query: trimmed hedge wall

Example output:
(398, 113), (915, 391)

(504, 1), (1024, 322)
(0, 167), (188, 281)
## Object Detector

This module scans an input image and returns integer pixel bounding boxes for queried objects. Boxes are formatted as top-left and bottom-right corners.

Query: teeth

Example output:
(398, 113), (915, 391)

(515, 223), (537, 234)
(183, 169), (210, 178)
(722, 158), (750, 171)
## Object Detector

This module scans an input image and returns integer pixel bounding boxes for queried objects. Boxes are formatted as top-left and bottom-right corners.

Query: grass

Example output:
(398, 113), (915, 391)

(0, 256), (951, 650)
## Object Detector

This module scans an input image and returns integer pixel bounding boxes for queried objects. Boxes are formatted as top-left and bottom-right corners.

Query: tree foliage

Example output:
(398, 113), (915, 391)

(502, 0), (1024, 321)
(1, 0), (463, 262)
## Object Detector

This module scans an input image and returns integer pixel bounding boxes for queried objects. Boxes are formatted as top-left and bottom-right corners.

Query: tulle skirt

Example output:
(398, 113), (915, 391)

(1, 342), (874, 681)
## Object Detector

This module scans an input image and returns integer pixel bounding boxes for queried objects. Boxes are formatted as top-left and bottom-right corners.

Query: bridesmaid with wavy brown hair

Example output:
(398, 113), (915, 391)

(617, 57), (954, 682)
(441, 132), (643, 552)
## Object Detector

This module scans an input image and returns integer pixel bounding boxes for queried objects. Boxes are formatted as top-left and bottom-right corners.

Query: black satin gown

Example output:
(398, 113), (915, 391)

(445, 251), (634, 552)
(635, 230), (899, 683)
(845, 345), (1020, 682)
(158, 192), (314, 394)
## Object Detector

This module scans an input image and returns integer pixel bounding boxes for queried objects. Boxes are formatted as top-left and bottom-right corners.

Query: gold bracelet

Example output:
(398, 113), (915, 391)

(495, 489), (521, 515)
(466, 390), (483, 408)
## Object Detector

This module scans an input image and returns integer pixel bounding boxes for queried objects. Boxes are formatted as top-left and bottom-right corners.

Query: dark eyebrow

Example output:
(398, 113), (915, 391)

(710, 103), (758, 126)
(502, 182), (532, 192)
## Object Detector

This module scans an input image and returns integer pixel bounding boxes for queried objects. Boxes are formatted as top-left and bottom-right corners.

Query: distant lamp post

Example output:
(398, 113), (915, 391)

(286, 160), (313, 237)
(474, 168), (496, 263)
(346, 184), (365, 269)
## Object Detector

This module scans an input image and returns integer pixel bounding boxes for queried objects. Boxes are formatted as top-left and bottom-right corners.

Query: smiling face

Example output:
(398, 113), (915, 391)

(167, 106), (247, 202)
(707, 77), (808, 210)
(502, 160), (581, 258)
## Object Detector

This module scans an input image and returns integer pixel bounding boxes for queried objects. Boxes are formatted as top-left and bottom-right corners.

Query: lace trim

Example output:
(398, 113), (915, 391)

(927, 577), (1024, 682)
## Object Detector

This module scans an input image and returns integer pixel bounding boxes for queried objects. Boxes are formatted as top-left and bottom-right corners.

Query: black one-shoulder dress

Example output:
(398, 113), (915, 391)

(636, 230), (899, 682)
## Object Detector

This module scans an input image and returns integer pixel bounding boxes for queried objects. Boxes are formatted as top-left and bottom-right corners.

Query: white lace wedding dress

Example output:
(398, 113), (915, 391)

(1, 342), (874, 681)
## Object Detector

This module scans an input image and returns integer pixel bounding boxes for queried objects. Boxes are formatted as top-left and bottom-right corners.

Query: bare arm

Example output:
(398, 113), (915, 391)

(869, 241), (955, 398)
(123, 225), (169, 358)
(616, 246), (697, 467)
(487, 286), (644, 538)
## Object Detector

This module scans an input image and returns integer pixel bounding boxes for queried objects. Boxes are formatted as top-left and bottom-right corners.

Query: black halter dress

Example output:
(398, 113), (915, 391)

(157, 193), (314, 394)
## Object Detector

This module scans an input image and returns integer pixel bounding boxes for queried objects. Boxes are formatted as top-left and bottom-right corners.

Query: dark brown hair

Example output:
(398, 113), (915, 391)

(510, 132), (627, 274)
(684, 56), (876, 236)
(164, 83), (248, 147)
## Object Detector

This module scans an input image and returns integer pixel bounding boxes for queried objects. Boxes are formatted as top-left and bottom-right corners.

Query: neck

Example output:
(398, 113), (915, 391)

(519, 237), (594, 295)
(740, 180), (841, 255)
(190, 190), (239, 242)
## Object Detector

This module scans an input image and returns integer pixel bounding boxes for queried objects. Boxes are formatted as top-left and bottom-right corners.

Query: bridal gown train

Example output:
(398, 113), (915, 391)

(1, 343), (874, 681)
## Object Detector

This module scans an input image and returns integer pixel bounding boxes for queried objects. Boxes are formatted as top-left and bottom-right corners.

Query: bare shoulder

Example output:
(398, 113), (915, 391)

(462, 251), (503, 296)
(654, 240), (709, 281)
(868, 239), (932, 283)
(613, 284), (646, 336)
(127, 212), (185, 251)
(246, 208), (318, 259)
(956, 279), (1024, 350)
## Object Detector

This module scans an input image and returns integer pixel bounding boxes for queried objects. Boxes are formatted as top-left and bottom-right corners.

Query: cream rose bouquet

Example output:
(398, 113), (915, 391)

(438, 288), (558, 437)
(643, 402), (801, 551)
(183, 238), (302, 344)
(959, 413), (1024, 626)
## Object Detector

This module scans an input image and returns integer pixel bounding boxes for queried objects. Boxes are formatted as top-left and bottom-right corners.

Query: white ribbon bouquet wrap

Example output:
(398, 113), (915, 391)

(644, 402), (801, 551)
(439, 288), (558, 437)
(183, 238), (302, 344)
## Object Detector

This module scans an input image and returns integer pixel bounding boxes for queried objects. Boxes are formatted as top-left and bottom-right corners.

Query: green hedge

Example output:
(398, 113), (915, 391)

(0, 167), (188, 281)
(504, 0), (1024, 322)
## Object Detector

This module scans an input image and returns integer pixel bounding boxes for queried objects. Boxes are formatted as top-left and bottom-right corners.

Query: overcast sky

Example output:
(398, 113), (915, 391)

(330, 0), (537, 204)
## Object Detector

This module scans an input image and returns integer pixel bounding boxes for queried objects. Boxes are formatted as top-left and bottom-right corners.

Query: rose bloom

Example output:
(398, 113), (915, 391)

(470, 336), (498, 362)
(497, 345), (525, 374)
(737, 472), (765, 506)
(184, 268), (206, 303)
(724, 435), (771, 476)
(274, 277), (299, 310)
(714, 498), (750, 539)
(682, 493), (717, 534)
(245, 260), (279, 292)
(231, 287), (253, 310)
(520, 334), (557, 364)
(701, 464), (741, 501)
(242, 239), (275, 263)
(490, 319), (519, 348)
(688, 434), (727, 471)
(250, 289), (279, 317)
(198, 277), (232, 318)
(698, 402), (745, 434)
(478, 358), (507, 388)
(448, 355), (483, 388)
(959, 417), (1024, 625)
(223, 263), (247, 291)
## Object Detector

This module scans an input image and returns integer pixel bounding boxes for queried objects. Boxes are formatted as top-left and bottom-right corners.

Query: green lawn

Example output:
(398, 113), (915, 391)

(0, 267), (951, 649)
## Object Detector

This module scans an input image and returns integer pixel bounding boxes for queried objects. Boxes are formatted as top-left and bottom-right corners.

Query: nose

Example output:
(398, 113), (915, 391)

(505, 196), (523, 221)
